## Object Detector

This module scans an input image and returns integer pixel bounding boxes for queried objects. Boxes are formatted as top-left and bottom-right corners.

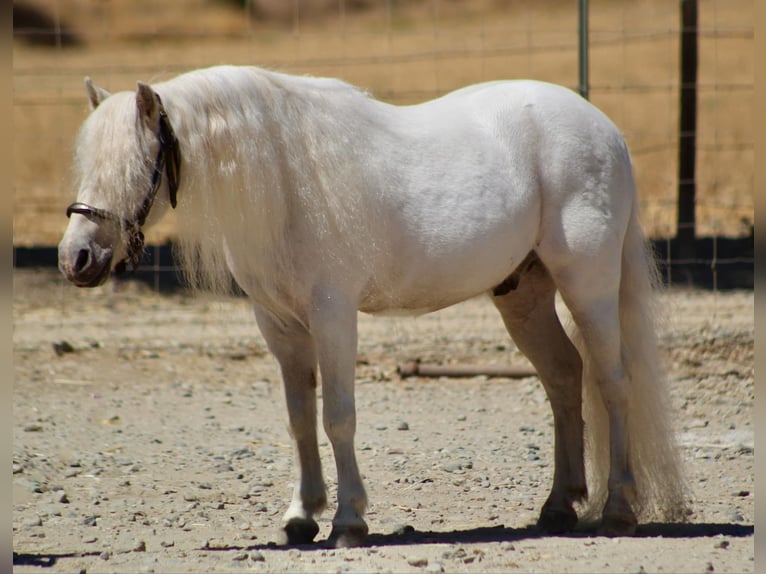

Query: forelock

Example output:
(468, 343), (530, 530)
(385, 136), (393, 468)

(74, 91), (153, 207)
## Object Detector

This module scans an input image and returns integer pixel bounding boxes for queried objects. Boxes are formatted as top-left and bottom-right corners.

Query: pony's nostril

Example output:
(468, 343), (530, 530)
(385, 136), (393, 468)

(74, 249), (91, 273)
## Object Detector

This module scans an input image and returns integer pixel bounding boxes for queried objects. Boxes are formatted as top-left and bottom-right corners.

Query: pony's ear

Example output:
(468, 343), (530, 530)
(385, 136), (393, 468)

(136, 81), (162, 131)
(84, 77), (110, 110)
(136, 81), (181, 207)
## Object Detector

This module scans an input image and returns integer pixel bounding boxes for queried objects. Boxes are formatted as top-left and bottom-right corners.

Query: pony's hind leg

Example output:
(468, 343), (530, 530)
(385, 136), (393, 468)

(253, 306), (327, 545)
(491, 253), (586, 534)
(543, 250), (639, 536)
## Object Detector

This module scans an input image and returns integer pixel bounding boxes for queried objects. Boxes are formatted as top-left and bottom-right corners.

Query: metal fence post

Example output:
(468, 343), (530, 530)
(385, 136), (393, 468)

(677, 0), (698, 253)
(578, 0), (589, 100)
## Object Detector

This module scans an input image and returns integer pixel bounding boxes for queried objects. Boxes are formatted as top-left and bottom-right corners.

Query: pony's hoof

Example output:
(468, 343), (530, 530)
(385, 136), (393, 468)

(281, 517), (320, 545)
(537, 504), (578, 534)
(327, 523), (369, 548)
(598, 513), (638, 537)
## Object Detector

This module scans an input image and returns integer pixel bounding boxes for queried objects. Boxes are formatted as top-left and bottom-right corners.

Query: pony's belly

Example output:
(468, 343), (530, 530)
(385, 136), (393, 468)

(356, 254), (523, 316)
(358, 290), (477, 316)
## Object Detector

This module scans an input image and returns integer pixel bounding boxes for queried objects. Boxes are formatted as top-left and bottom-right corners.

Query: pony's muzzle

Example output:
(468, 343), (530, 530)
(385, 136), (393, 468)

(58, 239), (113, 288)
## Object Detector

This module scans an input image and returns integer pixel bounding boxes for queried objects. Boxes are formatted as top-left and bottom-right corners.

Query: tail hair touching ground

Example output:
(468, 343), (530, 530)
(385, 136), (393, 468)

(575, 204), (689, 525)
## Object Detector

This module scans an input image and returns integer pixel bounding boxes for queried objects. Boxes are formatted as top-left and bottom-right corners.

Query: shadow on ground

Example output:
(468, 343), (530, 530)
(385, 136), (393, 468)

(222, 521), (753, 552)
(12, 521), (754, 567)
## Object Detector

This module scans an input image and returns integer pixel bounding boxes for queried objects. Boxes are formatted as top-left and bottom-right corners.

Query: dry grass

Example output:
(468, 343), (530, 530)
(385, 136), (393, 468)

(13, 0), (753, 246)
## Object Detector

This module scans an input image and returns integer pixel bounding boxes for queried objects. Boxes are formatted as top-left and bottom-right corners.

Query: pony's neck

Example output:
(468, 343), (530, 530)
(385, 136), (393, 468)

(156, 66), (383, 298)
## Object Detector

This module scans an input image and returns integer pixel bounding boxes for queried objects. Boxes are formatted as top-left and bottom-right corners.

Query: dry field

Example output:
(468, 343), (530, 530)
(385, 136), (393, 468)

(13, 0), (753, 247)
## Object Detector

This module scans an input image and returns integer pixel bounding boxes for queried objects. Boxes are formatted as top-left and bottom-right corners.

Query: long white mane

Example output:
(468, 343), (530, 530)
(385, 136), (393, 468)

(149, 66), (384, 296)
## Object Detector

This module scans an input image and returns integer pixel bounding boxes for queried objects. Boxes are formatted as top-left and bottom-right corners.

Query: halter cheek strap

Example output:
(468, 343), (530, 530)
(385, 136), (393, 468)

(65, 100), (181, 274)
(159, 106), (181, 209)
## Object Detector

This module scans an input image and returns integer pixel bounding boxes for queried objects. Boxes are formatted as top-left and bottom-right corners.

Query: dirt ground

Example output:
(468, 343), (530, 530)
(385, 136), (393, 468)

(12, 269), (753, 573)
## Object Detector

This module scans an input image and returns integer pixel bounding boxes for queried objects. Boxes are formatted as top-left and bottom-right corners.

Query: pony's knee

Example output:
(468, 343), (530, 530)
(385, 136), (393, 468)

(323, 397), (357, 442)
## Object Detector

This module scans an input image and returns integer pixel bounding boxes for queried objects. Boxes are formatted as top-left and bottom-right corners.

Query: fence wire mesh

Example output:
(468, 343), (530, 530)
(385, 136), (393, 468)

(13, 0), (753, 288)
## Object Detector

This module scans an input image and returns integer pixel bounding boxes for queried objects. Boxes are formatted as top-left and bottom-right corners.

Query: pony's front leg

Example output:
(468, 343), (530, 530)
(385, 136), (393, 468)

(310, 288), (368, 547)
(253, 307), (327, 545)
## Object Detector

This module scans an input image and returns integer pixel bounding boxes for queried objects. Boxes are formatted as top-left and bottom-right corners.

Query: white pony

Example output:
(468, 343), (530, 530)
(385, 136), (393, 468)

(58, 65), (686, 546)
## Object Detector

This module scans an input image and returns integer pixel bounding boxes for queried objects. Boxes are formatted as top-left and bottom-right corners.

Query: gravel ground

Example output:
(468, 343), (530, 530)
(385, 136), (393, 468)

(13, 269), (753, 573)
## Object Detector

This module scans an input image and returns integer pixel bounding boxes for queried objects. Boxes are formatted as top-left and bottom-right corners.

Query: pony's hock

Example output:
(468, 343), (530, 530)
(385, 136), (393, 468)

(58, 65), (687, 546)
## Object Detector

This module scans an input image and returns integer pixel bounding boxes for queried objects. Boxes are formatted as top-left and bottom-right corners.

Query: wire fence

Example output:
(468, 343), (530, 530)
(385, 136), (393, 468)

(13, 0), (753, 288)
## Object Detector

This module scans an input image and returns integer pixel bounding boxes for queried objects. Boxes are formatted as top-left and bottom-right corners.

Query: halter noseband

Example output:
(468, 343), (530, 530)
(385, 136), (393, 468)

(66, 102), (181, 274)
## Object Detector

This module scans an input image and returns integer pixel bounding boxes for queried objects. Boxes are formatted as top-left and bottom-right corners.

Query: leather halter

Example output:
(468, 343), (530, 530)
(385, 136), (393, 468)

(66, 101), (181, 274)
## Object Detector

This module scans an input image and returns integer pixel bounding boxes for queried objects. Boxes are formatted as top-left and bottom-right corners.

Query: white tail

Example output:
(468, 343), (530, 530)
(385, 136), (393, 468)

(579, 205), (688, 523)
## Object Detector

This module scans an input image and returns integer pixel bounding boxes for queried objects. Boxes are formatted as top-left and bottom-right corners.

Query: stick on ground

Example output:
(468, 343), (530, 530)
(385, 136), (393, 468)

(397, 361), (537, 379)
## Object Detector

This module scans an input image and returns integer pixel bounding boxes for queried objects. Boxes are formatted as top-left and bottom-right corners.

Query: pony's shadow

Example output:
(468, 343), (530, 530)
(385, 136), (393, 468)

(239, 521), (754, 552)
(12, 522), (753, 567)
(13, 551), (101, 568)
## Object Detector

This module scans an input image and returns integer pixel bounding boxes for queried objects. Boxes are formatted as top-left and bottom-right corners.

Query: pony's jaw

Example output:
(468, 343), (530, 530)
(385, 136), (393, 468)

(58, 220), (116, 287)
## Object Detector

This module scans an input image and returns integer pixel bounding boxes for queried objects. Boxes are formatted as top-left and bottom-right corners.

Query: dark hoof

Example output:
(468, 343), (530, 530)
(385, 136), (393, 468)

(281, 517), (320, 545)
(598, 513), (638, 537)
(327, 523), (369, 548)
(537, 504), (578, 534)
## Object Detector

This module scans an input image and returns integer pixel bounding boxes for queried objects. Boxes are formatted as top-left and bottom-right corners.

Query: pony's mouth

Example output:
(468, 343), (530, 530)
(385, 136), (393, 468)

(60, 247), (114, 288)
(70, 264), (111, 287)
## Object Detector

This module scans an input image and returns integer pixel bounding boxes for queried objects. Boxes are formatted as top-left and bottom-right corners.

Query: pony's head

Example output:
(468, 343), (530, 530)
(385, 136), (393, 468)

(58, 77), (181, 287)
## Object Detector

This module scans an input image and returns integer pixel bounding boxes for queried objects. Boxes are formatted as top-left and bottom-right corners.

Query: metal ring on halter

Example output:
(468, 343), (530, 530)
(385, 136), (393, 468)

(65, 202), (122, 224)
